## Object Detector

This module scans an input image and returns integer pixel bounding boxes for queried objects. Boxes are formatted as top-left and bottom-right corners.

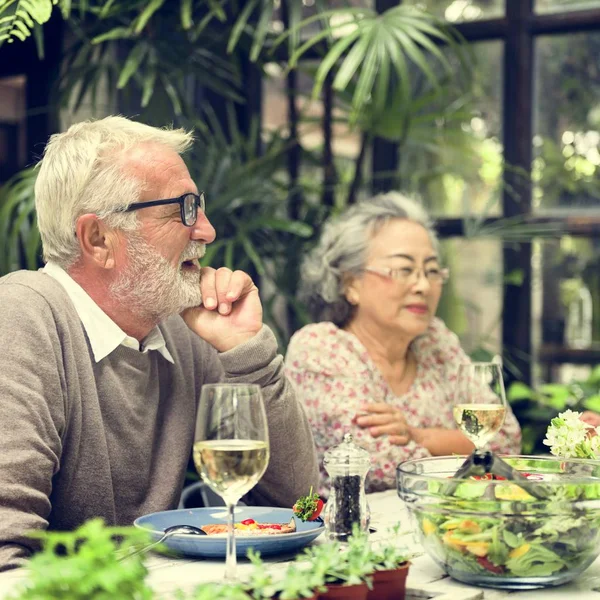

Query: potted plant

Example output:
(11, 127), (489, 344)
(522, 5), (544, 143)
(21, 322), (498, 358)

(300, 532), (374, 600)
(277, 562), (326, 600)
(339, 524), (416, 600)
(245, 549), (324, 600)
(364, 527), (417, 600)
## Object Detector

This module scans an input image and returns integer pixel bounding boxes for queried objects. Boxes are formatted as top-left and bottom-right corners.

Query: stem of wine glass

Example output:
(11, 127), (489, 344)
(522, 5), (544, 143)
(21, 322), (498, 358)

(224, 501), (237, 581)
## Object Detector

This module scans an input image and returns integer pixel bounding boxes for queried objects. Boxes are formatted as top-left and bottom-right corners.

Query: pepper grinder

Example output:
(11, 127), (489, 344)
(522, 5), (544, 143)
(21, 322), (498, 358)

(323, 432), (371, 542)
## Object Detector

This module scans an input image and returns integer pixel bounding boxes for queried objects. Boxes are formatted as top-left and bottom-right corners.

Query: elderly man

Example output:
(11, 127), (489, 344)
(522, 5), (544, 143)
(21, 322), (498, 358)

(0, 116), (318, 571)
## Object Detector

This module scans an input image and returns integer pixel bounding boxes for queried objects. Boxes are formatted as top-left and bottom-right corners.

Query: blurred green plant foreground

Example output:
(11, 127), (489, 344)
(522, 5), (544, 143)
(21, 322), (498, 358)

(508, 366), (600, 454)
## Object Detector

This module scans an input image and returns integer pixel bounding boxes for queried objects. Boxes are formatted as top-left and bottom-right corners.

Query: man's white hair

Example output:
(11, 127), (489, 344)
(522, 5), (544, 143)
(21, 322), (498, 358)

(35, 115), (194, 268)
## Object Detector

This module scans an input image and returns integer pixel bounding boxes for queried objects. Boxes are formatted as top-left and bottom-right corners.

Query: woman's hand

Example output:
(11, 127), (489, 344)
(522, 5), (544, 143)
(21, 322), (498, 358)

(581, 411), (600, 428)
(354, 403), (411, 445)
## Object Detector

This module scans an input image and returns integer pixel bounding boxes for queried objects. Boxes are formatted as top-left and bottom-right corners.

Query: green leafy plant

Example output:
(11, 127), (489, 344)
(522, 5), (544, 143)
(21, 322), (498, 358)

(10, 518), (153, 600)
(0, 167), (41, 275)
(508, 365), (600, 453)
(368, 524), (419, 571)
(276, 562), (325, 600)
(183, 583), (251, 600)
(8, 518), (417, 599)
(245, 548), (325, 600)
(272, 5), (468, 125)
(300, 525), (374, 588)
(244, 549), (279, 600)
(0, 0), (71, 47)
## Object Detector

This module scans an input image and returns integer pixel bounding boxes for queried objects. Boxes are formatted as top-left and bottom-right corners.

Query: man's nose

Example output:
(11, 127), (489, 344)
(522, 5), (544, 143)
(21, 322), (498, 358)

(190, 212), (216, 244)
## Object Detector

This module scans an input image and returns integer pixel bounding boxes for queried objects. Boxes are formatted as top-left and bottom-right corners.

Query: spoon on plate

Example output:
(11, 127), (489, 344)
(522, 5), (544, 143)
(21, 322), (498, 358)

(120, 524), (206, 561)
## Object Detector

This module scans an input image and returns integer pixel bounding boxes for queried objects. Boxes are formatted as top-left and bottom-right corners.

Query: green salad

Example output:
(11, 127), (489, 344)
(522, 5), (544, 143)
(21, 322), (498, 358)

(412, 477), (600, 580)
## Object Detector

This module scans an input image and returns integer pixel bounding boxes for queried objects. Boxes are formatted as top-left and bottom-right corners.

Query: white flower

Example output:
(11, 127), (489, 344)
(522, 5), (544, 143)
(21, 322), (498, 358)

(543, 410), (595, 459)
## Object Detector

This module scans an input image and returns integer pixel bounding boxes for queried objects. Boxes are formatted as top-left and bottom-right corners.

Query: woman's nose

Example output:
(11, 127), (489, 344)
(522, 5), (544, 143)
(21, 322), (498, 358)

(410, 269), (431, 292)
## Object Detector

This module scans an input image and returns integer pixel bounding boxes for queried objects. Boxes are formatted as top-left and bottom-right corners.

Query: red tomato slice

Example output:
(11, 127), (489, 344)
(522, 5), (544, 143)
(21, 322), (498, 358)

(308, 499), (324, 521)
(476, 557), (504, 574)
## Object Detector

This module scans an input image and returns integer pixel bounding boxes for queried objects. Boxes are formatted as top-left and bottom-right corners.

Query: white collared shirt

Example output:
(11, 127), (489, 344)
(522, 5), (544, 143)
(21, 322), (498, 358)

(43, 261), (175, 364)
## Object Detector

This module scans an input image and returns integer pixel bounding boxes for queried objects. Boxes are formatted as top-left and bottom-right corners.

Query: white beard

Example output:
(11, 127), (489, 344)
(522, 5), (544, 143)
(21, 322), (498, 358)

(109, 232), (204, 322)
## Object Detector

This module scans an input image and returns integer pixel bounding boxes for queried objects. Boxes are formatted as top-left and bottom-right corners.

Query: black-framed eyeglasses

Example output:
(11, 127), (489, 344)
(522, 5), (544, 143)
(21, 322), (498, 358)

(114, 192), (205, 227)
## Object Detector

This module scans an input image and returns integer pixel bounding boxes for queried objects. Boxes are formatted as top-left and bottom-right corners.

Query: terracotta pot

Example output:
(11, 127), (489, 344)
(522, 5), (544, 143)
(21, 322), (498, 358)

(366, 562), (410, 600)
(273, 592), (319, 600)
(318, 582), (369, 600)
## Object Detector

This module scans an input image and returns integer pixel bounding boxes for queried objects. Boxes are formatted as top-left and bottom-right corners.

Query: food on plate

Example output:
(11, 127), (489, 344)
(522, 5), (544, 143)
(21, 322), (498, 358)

(201, 517), (296, 536)
(292, 487), (324, 522)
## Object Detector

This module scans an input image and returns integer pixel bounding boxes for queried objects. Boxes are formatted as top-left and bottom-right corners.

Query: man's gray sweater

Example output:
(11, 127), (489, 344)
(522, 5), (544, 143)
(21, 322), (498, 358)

(0, 271), (318, 571)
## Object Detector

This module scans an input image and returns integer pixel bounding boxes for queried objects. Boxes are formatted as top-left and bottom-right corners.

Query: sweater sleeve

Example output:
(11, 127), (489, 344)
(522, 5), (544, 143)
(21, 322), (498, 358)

(196, 325), (319, 507)
(431, 319), (522, 455)
(0, 281), (65, 571)
(285, 324), (431, 494)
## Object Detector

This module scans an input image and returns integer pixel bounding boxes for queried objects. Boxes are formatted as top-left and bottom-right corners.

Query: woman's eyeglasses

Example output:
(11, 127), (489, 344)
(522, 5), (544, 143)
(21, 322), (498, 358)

(113, 192), (205, 227)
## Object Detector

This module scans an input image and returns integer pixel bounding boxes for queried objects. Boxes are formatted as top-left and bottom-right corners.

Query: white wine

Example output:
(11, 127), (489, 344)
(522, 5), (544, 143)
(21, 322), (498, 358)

(453, 404), (506, 447)
(193, 439), (269, 504)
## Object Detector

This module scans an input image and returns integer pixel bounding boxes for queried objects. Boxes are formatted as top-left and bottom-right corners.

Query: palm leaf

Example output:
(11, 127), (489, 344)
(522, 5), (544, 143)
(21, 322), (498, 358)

(271, 7), (368, 51)
(227, 0), (258, 54)
(132, 0), (165, 34)
(117, 41), (147, 88)
(249, 0), (273, 62)
(0, 167), (39, 275)
(179, 0), (192, 30)
(288, 5), (464, 126)
(0, 0), (56, 47)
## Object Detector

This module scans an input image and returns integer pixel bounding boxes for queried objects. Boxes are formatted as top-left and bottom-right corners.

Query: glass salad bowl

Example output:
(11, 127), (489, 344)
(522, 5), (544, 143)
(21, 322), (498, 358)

(397, 455), (600, 590)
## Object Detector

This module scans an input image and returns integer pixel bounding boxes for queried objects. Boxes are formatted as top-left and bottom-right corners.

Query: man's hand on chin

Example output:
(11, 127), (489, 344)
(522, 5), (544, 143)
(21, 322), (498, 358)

(181, 266), (263, 352)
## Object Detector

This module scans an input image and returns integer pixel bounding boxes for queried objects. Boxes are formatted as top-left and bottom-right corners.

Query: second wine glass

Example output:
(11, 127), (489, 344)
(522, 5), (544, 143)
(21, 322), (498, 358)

(453, 362), (507, 450)
(193, 383), (269, 581)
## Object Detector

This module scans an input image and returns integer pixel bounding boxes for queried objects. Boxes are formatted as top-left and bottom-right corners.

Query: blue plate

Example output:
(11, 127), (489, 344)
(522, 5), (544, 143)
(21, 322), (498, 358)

(134, 507), (324, 558)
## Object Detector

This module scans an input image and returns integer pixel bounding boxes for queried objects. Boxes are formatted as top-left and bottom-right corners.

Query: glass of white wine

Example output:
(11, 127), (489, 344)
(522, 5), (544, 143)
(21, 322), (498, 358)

(453, 362), (507, 449)
(193, 383), (269, 581)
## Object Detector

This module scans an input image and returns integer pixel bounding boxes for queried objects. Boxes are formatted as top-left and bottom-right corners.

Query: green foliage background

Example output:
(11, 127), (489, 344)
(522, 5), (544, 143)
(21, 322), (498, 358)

(2, 0), (600, 454)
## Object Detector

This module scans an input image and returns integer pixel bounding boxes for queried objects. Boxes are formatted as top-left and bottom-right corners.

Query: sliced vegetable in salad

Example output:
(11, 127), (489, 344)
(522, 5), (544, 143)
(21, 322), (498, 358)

(413, 475), (600, 580)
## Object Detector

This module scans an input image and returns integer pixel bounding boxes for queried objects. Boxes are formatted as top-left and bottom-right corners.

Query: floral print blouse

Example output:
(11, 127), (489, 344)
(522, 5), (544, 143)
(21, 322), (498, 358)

(285, 318), (522, 494)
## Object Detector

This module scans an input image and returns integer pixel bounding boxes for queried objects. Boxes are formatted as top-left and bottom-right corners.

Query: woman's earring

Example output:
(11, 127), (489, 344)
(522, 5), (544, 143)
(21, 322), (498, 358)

(347, 292), (359, 306)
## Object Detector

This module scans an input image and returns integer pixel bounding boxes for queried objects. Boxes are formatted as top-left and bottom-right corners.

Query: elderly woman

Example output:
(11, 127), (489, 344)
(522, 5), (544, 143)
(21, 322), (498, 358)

(285, 192), (522, 493)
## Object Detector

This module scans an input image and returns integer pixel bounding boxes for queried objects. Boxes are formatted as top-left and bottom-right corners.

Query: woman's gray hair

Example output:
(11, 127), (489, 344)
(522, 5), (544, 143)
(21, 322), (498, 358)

(302, 191), (439, 327)
(35, 115), (194, 268)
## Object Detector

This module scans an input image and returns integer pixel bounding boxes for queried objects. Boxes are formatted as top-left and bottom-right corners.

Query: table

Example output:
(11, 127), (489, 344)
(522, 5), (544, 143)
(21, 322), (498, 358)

(3, 490), (600, 599)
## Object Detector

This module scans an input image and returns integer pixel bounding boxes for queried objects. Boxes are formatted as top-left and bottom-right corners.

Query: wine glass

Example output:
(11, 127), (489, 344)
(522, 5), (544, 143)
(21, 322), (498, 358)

(453, 362), (507, 450)
(193, 383), (270, 581)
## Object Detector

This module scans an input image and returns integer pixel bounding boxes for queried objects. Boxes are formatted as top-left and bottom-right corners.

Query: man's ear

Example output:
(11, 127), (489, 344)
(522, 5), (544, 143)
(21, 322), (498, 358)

(75, 214), (117, 269)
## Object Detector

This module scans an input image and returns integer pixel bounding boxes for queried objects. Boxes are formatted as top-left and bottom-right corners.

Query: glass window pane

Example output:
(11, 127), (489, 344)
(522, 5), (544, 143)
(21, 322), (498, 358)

(536, 0), (600, 14)
(0, 75), (26, 183)
(532, 236), (600, 385)
(533, 32), (600, 213)
(438, 238), (503, 357)
(403, 0), (504, 22)
(399, 41), (503, 217)
(262, 62), (361, 159)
